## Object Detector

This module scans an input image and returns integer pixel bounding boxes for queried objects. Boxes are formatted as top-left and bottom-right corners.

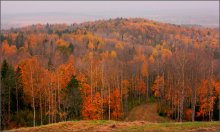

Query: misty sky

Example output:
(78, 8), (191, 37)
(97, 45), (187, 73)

(1, 1), (219, 29)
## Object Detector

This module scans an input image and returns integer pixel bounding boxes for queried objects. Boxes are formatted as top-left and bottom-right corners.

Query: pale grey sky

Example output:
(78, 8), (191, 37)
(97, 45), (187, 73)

(1, 1), (219, 29)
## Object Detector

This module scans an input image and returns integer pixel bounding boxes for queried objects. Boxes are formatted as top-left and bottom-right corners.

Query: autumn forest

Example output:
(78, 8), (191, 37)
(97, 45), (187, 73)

(0, 18), (220, 130)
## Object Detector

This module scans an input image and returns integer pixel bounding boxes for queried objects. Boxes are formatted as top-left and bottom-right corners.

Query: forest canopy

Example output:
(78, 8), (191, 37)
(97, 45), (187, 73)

(1, 18), (219, 130)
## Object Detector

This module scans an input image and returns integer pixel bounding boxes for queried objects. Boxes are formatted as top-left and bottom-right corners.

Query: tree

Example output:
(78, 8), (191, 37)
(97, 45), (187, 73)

(63, 76), (82, 119)
(111, 89), (122, 120)
(197, 79), (220, 121)
(15, 33), (25, 49)
(1, 60), (17, 129)
(121, 79), (129, 116)
(81, 87), (103, 119)
(151, 76), (163, 98)
(20, 57), (43, 127)
(14, 66), (26, 121)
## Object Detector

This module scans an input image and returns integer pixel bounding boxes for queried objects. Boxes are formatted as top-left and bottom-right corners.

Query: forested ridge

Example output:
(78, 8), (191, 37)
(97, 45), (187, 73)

(0, 18), (219, 130)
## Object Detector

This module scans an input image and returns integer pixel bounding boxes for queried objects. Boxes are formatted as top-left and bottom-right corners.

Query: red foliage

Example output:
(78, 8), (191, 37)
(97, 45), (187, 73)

(111, 89), (123, 120)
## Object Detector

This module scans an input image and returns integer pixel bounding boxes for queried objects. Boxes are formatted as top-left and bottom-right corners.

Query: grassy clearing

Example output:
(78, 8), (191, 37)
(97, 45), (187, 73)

(6, 121), (219, 132)
(125, 103), (171, 122)
(117, 121), (220, 132)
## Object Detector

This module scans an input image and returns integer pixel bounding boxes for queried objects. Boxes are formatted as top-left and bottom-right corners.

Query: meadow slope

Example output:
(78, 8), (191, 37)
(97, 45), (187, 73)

(7, 120), (219, 132)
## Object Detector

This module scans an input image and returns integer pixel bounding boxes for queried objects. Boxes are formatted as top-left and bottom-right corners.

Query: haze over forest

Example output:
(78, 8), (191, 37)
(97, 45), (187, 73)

(1, 1), (219, 29)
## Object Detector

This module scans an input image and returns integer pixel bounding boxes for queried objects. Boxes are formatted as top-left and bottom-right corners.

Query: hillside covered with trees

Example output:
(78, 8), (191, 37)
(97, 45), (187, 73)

(1, 18), (219, 130)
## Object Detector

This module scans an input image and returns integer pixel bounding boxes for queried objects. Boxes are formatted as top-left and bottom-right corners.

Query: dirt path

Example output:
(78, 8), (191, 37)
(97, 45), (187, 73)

(125, 103), (171, 122)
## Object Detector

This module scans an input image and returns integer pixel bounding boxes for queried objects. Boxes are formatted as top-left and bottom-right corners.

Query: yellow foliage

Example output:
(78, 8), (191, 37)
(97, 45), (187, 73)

(115, 42), (124, 49)
(161, 49), (172, 60)
(56, 39), (69, 47)
(152, 49), (158, 57)
(149, 55), (155, 63)
(141, 61), (149, 77)
(88, 41), (94, 50)
(121, 80), (129, 97)
(110, 51), (117, 58)
(1, 40), (17, 56)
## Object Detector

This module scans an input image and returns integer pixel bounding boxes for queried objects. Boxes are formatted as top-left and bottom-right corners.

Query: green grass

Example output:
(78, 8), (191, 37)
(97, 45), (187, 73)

(117, 121), (220, 132)
(7, 121), (219, 132)
(89, 120), (114, 126)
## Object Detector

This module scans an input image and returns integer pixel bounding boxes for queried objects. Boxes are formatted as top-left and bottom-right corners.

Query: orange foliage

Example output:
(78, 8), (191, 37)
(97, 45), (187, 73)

(56, 39), (69, 47)
(111, 89), (123, 120)
(136, 80), (146, 95)
(151, 76), (164, 97)
(56, 56), (75, 90)
(141, 61), (148, 77)
(121, 80), (129, 98)
(19, 57), (46, 103)
(81, 92), (103, 120)
(184, 109), (192, 121)
(197, 79), (218, 119)
(1, 40), (17, 57)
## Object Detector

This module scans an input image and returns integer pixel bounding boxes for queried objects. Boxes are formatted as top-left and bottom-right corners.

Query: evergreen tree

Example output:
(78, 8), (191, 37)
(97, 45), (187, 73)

(63, 75), (82, 119)
(1, 60), (16, 129)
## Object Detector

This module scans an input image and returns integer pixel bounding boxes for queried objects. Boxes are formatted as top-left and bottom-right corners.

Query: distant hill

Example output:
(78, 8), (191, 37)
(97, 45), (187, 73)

(1, 18), (219, 130)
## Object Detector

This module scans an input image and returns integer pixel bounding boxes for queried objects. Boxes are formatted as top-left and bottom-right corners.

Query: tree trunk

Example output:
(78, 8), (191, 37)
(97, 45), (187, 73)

(40, 94), (43, 125)
(108, 85), (111, 120)
(192, 90), (196, 121)
(57, 74), (61, 121)
(8, 86), (11, 126)
(48, 84), (51, 124)
(147, 76), (149, 99)
(15, 81), (19, 119)
(101, 63), (104, 120)
(90, 59), (93, 98)
(30, 66), (35, 127)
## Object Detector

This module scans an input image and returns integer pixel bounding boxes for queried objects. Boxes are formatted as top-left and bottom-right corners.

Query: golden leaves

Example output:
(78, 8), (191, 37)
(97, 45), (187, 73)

(151, 76), (164, 97)
(1, 40), (17, 57)
(56, 39), (69, 47)
(110, 50), (117, 58)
